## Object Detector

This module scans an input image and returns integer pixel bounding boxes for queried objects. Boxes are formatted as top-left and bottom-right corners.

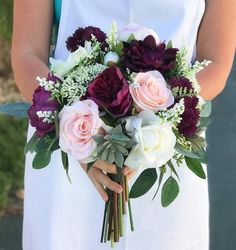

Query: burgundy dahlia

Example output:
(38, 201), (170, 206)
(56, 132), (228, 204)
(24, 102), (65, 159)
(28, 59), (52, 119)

(169, 76), (194, 92)
(120, 35), (178, 74)
(66, 26), (107, 52)
(28, 75), (60, 137)
(178, 96), (200, 138)
(86, 66), (132, 117)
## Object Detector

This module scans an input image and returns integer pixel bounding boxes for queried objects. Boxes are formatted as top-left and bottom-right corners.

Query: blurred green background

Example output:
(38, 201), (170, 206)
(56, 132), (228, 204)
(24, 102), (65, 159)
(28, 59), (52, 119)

(0, 1), (236, 250)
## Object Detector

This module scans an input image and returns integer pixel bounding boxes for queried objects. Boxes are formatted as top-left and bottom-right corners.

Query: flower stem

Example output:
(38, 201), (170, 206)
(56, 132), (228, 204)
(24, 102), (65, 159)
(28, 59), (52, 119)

(118, 193), (124, 236)
(104, 201), (111, 243)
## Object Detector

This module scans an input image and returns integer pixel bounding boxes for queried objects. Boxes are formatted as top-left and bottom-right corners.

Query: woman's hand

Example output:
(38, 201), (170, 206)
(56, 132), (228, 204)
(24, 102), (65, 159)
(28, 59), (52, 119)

(81, 160), (136, 202)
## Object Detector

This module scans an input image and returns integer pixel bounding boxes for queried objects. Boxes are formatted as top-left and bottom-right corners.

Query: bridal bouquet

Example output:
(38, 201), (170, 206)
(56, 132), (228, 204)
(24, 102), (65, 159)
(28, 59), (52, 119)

(0, 22), (211, 246)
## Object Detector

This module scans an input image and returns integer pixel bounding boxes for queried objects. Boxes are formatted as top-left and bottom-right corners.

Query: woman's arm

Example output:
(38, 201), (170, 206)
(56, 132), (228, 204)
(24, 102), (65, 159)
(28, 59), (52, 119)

(197, 0), (236, 100)
(11, 0), (53, 102)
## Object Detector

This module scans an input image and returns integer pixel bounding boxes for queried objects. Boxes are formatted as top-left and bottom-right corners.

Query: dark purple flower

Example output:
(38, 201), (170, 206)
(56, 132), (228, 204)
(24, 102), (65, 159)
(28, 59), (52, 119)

(178, 96), (200, 137)
(120, 35), (178, 74)
(66, 26), (108, 52)
(86, 66), (132, 117)
(169, 76), (194, 92)
(28, 75), (60, 137)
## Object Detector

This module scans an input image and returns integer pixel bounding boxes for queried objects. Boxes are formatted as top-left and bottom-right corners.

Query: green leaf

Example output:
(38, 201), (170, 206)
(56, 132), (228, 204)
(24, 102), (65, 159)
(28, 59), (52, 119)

(114, 41), (124, 56)
(32, 150), (51, 169)
(175, 144), (207, 164)
(197, 117), (212, 131)
(168, 161), (179, 181)
(161, 176), (179, 207)
(46, 112), (59, 156)
(116, 145), (129, 155)
(61, 151), (71, 183)
(175, 144), (203, 160)
(185, 157), (206, 179)
(35, 137), (49, 152)
(114, 150), (124, 168)
(166, 40), (173, 49)
(0, 102), (30, 118)
(127, 33), (136, 43)
(200, 101), (212, 117)
(152, 168), (165, 200)
(130, 168), (157, 199)
(87, 161), (96, 173)
(24, 132), (39, 154)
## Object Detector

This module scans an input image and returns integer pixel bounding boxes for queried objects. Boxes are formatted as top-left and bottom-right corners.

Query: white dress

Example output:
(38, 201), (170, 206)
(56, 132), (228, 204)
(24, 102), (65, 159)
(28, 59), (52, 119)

(23, 0), (209, 249)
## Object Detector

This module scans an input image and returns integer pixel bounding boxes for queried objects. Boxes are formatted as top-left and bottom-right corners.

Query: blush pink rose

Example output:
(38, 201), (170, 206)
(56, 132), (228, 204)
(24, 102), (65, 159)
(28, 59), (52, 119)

(59, 99), (102, 162)
(130, 71), (174, 112)
(118, 23), (161, 44)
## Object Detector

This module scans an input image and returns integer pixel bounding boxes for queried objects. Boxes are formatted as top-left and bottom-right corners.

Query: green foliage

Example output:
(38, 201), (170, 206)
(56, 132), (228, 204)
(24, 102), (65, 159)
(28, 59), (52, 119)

(130, 168), (157, 199)
(0, 114), (27, 209)
(161, 176), (179, 207)
(0, 0), (13, 40)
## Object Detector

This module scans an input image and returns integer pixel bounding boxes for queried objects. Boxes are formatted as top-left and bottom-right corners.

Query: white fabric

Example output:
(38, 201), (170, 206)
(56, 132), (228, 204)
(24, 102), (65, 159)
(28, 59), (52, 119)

(23, 0), (209, 249)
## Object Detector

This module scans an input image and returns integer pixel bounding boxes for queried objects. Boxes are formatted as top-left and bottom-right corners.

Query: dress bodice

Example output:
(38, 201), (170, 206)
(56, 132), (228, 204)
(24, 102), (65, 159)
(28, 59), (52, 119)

(54, 0), (205, 62)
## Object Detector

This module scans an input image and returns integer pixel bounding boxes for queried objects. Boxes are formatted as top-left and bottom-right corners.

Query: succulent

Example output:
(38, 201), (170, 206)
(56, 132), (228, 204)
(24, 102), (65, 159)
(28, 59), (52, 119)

(93, 124), (135, 168)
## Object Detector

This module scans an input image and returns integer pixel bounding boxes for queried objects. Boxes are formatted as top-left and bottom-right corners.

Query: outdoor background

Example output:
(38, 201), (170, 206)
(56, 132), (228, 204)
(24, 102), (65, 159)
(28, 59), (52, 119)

(0, 1), (236, 250)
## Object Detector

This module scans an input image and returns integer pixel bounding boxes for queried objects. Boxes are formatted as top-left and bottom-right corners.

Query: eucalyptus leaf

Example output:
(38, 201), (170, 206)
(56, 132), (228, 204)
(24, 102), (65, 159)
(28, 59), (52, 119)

(130, 168), (157, 199)
(152, 168), (165, 200)
(87, 161), (96, 173)
(198, 117), (212, 130)
(24, 132), (39, 154)
(161, 176), (179, 207)
(32, 150), (51, 169)
(0, 102), (30, 118)
(200, 101), (212, 118)
(168, 161), (179, 181)
(61, 151), (71, 183)
(175, 144), (202, 160)
(35, 137), (49, 153)
(185, 157), (206, 179)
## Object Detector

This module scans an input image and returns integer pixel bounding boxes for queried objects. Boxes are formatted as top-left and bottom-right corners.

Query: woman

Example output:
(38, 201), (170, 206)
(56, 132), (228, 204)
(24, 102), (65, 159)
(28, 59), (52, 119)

(11, 0), (236, 250)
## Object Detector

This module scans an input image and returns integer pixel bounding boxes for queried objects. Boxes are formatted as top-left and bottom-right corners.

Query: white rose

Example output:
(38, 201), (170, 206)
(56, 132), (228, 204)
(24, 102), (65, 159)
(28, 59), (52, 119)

(118, 23), (161, 44)
(124, 110), (176, 170)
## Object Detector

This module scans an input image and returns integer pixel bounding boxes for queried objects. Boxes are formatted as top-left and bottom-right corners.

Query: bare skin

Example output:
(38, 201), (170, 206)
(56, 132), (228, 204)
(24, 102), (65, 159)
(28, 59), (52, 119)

(12, 0), (236, 201)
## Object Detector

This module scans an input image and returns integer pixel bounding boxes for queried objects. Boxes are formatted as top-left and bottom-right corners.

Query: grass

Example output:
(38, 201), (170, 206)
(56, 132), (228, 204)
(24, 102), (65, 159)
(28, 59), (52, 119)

(0, 0), (13, 41)
(0, 114), (27, 210)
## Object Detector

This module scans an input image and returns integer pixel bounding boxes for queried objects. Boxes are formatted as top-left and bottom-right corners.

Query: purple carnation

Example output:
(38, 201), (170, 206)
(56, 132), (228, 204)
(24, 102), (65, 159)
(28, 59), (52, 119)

(66, 26), (108, 52)
(85, 66), (132, 118)
(169, 76), (194, 91)
(120, 35), (178, 74)
(178, 96), (200, 137)
(28, 74), (60, 137)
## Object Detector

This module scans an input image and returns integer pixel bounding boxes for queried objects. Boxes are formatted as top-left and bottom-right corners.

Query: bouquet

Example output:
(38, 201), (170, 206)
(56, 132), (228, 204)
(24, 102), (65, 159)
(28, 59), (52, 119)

(0, 22), (211, 247)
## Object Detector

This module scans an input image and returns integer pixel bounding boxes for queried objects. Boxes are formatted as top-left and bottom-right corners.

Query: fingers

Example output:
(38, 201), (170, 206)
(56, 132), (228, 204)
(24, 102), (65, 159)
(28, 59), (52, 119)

(97, 171), (123, 193)
(93, 181), (109, 202)
(94, 160), (117, 174)
(123, 166), (136, 180)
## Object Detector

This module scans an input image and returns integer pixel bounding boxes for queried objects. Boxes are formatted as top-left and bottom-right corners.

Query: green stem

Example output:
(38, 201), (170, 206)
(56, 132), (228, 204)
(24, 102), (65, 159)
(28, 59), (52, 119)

(128, 199), (134, 232)
(100, 201), (108, 243)
(104, 201), (111, 243)
(118, 193), (124, 237)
